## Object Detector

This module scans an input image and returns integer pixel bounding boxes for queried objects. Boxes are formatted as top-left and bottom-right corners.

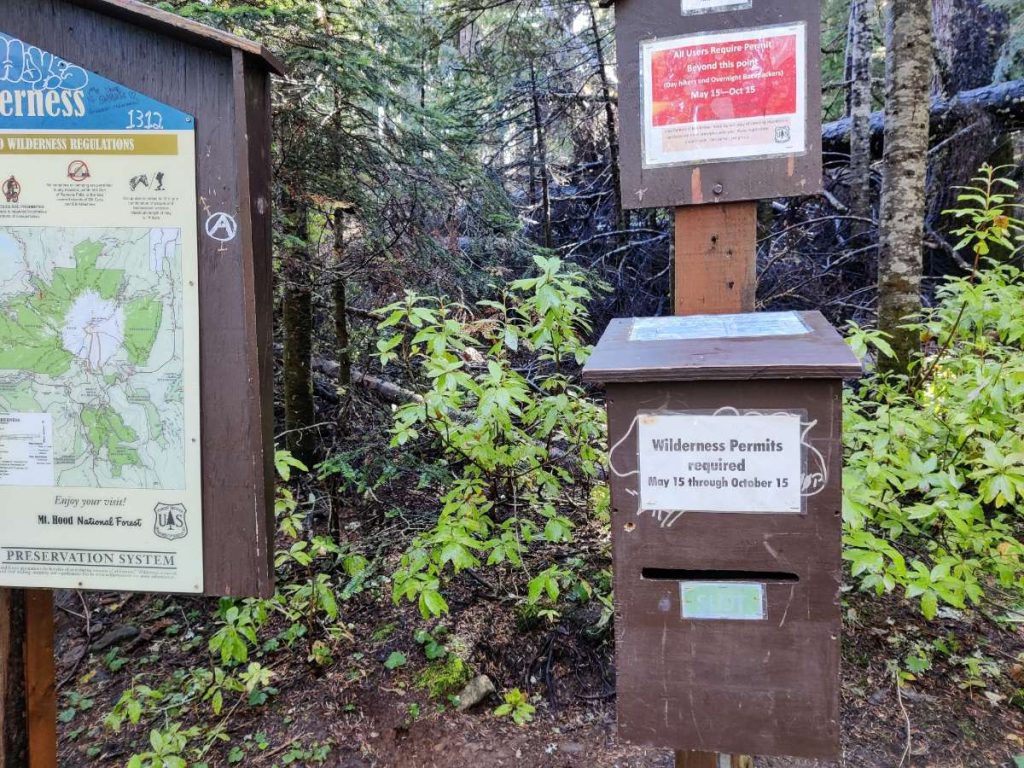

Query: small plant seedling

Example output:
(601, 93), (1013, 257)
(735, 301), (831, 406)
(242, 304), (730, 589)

(59, 692), (94, 723)
(103, 648), (129, 673)
(384, 651), (407, 670)
(413, 627), (448, 660)
(494, 688), (535, 726)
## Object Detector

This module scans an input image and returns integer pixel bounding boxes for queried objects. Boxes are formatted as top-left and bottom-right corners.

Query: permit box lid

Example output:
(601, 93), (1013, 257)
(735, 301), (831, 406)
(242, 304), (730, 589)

(583, 310), (863, 384)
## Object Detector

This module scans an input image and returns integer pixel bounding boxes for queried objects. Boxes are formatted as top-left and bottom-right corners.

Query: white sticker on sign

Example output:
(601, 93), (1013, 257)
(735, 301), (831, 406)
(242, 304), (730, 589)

(681, 0), (753, 15)
(630, 312), (809, 342)
(0, 413), (54, 487)
(638, 412), (802, 513)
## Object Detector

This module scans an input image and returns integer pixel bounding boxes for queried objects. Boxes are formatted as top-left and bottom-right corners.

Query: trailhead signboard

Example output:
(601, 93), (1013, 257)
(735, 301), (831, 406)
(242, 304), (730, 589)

(0, 4), (282, 761)
(0, 30), (204, 593)
(1, 0), (283, 601)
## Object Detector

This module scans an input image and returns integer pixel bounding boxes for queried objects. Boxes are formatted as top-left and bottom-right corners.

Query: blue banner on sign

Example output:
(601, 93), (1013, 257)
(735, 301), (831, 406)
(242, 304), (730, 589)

(0, 30), (194, 131)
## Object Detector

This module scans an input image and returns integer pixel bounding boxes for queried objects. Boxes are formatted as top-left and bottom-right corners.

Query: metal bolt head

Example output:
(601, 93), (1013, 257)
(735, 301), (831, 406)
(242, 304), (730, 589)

(712, 183), (724, 195)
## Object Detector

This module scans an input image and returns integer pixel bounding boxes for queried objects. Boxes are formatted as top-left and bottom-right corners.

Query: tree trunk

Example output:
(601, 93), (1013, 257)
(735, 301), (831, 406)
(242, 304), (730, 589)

(877, 0), (932, 371)
(529, 59), (553, 249)
(332, 208), (351, 401)
(282, 191), (316, 464)
(586, 0), (623, 234)
(849, 0), (877, 232)
(926, 0), (1010, 269)
(459, 21), (477, 59)
(0, 589), (28, 767)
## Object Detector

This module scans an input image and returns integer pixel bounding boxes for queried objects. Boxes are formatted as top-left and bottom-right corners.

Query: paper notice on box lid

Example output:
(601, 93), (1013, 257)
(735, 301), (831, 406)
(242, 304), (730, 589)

(630, 311), (810, 342)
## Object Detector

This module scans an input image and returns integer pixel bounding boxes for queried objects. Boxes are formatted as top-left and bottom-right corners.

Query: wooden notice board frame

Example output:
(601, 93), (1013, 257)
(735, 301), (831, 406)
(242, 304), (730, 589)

(2, 0), (283, 598)
(604, 0), (823, 209)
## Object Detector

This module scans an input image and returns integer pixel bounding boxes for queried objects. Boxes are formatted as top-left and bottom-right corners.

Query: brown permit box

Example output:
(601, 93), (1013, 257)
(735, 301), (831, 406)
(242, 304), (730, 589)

(583, 311), (861, 759)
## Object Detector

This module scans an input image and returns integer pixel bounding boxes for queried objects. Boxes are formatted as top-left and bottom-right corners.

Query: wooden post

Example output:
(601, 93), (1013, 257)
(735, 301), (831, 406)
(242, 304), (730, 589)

(673, 200), (758, 768)
(0, 589), (28, 767)
(25, 592), (56, 768)
(674, 202), (758, 316)
(0, 589), (57, 768)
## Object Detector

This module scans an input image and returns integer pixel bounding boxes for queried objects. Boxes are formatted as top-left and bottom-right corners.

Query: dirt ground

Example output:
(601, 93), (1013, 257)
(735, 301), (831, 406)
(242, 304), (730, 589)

(54, 579), (1024, 768)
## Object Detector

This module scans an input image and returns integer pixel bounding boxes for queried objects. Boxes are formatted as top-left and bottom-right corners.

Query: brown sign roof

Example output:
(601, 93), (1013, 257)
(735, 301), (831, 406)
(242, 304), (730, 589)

(67, 0), (285, 75)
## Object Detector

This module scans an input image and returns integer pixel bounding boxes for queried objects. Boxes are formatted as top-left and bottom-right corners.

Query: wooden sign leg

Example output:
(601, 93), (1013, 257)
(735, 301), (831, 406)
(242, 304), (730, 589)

(0, 589), (28, 766)
(673, 201), (758, 768)
(25, 591), (56, 768)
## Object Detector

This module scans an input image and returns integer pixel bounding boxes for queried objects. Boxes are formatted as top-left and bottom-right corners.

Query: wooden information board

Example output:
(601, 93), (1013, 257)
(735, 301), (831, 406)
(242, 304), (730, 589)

(0, 0), (283, 598)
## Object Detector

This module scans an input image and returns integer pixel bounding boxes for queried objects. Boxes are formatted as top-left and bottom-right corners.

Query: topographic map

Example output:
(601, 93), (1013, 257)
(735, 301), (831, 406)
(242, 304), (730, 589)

(0, 227), (185, 490)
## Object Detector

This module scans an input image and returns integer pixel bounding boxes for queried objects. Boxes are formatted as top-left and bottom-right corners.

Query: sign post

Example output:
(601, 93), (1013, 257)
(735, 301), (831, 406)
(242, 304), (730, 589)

(0, 0), (284, 762)
(603, 0), (824, 762)
(607, 0), (823, 353)
(0, 588), (27, 766)
(609, 0), (822, 208)
(25, 592), (55, 768)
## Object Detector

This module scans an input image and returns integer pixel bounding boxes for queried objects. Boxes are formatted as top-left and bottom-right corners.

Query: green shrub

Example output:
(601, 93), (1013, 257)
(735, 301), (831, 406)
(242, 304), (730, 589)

(377, 255), (607, 617)
(844, 262), (1024, 618)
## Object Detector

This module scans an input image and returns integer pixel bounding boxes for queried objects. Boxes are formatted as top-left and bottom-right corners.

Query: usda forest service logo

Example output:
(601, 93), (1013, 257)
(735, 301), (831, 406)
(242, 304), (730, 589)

(154, 503), (189, 541)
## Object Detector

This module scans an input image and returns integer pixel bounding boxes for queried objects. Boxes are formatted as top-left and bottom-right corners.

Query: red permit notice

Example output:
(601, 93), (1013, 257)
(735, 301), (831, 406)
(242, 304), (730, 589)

(650, 34), (798, 127)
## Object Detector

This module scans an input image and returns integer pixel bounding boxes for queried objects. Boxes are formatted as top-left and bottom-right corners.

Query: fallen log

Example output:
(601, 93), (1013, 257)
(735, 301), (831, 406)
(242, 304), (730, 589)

(822, 79), (1024, 157)
(312, 357), (423, 405)
(310, 357), (603, 476)
(345, 306), (384, 323)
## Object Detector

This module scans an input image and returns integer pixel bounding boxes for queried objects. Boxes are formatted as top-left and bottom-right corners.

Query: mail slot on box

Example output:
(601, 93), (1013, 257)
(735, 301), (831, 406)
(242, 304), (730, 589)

(583, 311), (862, 760)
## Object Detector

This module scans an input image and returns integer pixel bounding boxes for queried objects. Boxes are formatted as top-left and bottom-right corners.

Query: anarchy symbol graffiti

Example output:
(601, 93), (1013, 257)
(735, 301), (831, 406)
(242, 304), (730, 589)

(205, 212), (238, 243)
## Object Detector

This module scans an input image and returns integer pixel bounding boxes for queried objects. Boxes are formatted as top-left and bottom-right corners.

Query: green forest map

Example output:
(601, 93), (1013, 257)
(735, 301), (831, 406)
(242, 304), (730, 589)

(0, 228), (186, 489)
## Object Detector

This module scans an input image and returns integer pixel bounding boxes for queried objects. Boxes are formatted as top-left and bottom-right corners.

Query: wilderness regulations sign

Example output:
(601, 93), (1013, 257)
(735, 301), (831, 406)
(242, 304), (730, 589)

(0, 30), (203, 592)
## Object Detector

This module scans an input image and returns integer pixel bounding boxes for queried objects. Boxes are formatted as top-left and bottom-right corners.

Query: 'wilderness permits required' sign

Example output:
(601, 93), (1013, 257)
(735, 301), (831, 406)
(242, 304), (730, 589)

(0, 30), (203, 592)
(641, 23), (807, 167)
(637, 412), (803, 513)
